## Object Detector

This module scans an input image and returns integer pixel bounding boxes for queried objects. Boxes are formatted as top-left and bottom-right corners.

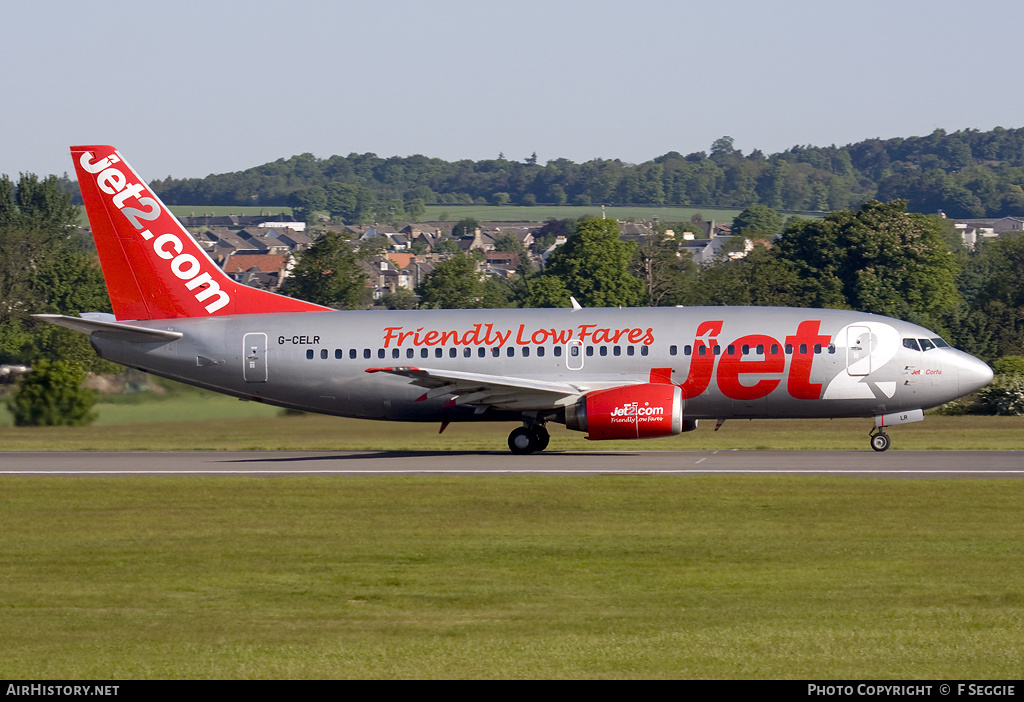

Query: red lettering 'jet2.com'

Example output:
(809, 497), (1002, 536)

(41, 145), (994, 453)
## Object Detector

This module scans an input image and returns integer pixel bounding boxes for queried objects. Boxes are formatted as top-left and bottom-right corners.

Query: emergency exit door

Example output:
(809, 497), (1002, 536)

(243, 333), (268, 382)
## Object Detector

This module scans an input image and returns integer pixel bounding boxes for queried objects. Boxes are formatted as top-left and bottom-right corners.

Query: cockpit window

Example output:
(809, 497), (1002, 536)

(919, 338), (936, 352)
(931, 337), (950, 348)
(902, 338), (920, 351)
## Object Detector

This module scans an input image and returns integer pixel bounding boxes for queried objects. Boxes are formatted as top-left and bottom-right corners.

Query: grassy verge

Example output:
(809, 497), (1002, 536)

(0, 397), (1021, 451)
(1, 477), (1021, 678)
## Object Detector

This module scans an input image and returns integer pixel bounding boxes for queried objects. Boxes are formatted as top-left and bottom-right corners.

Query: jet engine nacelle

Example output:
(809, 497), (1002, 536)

(564, 383), (684, 440)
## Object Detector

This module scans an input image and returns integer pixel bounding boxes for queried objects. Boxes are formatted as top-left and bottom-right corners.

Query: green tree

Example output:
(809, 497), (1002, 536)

(732, 204), (784, 239)
(416, 254), (509, 309)
(0, 174), (111, 368)
(686, 246), (808, 307)
(518, 273), (572, 308)
(279, 231), (368, 309)
(947, 236), (1024, 359)
(7, 359), (97, 426)
(451, 218), (480, 239)
(539, 217), (644, 308)
(774, 200), (960, 328)
(632, 231), (696, 306)
(289, 186), (327, 223)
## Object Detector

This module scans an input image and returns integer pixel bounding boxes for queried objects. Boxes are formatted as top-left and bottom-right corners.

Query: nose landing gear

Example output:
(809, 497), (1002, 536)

(869, 427), (890, 452)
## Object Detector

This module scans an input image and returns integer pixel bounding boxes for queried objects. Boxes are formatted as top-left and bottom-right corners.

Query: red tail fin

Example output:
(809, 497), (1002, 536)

(71, 145), (331, 320)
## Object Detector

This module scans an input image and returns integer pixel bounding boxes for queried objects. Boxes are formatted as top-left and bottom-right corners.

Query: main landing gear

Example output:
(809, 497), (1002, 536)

(869, 427), (891, 452)
(508, 424), (550, 454)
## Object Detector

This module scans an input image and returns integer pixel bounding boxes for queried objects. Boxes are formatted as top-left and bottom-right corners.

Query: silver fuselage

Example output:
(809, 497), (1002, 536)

(87, 306), (992, 424)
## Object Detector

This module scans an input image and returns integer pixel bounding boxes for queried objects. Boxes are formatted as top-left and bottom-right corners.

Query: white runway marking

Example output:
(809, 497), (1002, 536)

(4, 469), (1024, 475)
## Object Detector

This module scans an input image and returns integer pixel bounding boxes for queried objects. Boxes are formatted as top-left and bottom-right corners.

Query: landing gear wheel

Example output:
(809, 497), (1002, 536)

(532, 426), (550, 452)
(508, 426), (549, 454)
(508, 428), (536, 454)
(870, 431), (890, 452)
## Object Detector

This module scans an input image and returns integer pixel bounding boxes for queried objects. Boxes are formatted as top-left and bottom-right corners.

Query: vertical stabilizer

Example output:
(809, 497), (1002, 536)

(71, 145), (331, 320)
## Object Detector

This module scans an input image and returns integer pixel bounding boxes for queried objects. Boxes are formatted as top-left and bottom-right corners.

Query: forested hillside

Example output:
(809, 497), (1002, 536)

(149, 128), (1024, 219)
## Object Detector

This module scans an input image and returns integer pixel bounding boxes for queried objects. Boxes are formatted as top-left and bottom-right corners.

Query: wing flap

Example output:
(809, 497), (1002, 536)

(366, 366), (584, 411)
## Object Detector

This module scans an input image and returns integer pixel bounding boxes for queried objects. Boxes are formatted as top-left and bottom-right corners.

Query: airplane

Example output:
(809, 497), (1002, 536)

(38, 145), (994, 454)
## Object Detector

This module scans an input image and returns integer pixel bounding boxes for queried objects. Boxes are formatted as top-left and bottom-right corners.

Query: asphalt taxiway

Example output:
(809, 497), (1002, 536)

(0, 450), (1020, 477)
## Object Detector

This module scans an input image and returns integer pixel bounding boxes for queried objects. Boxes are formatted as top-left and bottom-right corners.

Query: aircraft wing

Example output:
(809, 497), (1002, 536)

(365, 366), (592, 411)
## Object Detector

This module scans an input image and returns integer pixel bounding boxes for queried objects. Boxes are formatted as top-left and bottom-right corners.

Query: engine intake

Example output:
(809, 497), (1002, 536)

(564, 383), (685, 440)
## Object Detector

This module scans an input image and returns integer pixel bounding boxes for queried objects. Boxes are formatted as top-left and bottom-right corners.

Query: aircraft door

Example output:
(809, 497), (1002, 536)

(846, 325), (871, 376)
(566, 340), (584, 371)
(243, 332), (268, 383)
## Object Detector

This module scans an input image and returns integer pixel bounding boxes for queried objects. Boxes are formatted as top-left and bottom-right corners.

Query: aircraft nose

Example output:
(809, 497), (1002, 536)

(958, 352), (994, 396)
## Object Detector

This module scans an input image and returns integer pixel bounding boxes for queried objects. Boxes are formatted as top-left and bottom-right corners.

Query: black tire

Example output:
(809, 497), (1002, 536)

(532, 426), (550, 452)
(870, 432), (890, 452)
(508, 427), (536, 454)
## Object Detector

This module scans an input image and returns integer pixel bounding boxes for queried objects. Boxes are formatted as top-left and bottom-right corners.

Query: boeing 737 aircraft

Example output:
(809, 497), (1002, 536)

(39, 145), (993, 453)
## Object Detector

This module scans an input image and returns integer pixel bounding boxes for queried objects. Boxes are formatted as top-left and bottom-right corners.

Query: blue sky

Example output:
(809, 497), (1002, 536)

(4, 0), (1022, 180)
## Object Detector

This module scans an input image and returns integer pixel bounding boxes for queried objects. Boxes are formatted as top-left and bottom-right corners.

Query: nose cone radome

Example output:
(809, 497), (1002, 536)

(959, 353), (994, 396)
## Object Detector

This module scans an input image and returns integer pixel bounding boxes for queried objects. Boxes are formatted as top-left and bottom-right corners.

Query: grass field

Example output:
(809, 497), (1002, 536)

(0, 391), (1022, 451)
(1, 476), (1022, 679)
(158, 203), (754, 225)
(2, 393), (1023, 678)
(419, 204), (750, 224)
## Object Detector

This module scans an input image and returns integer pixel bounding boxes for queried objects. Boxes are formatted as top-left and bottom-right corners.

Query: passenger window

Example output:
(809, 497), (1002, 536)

(740, 344), (748, 355)
(771, 344), (779, 354)
(392, 348), (400, 359)
(363, 349), (371, 359)
(435, 348), (443, 358)
(684, 345), (692, 356)
(335, 349), (343, 359)
(523, 347), (530, 357)
(450, 348), (458, 358)
(641, 346), (649, 356)
(377, 349), (385, 359)
(586, 346), (594, 356)
(420, 348), (428, 359)
(785, 344), (794, 354)
(554, 346), (562, 357)
(507, 347), (515, 357)
(321, 349), (328, 360)
(599, 346), (607, 357)
(463, 347), (472, 358)
(627, 346), (635, 356)
(713, 345), (721, 355)
(813, 344), (821, 354)
(407, 348), (415, 359)
(728, 345), (736, 355)
(350, 349), (357, 360)
(615, 346), (622, 356)
(306, 349), (314, 360)
(492, 347), (500, 358)
(478, 347), (486, 358)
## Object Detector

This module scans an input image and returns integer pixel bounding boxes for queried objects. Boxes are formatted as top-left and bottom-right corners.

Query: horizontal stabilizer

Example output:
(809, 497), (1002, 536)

(35, 314), (183, 343)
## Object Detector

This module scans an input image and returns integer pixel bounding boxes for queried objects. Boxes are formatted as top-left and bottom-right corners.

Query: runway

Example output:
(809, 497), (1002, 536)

(0, 450), (1020, 477)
